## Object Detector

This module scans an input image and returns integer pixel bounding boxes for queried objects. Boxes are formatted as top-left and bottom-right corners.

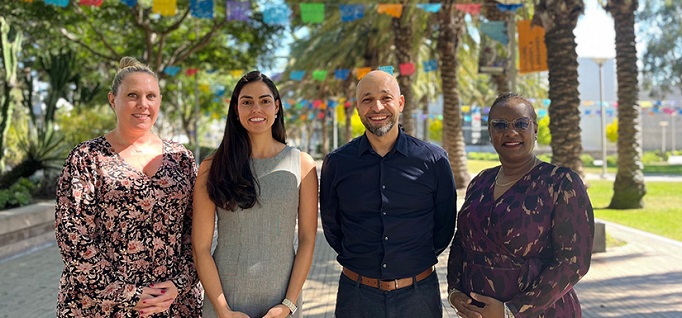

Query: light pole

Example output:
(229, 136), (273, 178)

(660, 121), (669, 153)
(592, 58), (609, 179)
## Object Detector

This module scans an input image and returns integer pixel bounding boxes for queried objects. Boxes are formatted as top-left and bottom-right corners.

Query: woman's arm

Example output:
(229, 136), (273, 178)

(192, 160), (244, 318)
(266, 152), (318, 317)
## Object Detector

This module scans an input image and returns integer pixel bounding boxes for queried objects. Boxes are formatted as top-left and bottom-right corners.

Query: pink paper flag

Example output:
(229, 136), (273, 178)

(399, 63), (415, 76)
(377, 4), (403, 18)
(454, 4), (482, 16)
(80, 0), (103, 6)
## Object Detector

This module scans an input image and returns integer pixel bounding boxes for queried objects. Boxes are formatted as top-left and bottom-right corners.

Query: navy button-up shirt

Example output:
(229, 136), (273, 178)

(320, 130), (457, 280)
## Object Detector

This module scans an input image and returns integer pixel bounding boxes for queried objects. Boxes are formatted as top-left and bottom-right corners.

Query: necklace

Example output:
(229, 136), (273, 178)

(495, 157), (538, 187)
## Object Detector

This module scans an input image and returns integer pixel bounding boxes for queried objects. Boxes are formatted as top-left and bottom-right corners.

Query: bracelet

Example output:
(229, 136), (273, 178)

(281, 298), (297, 315)
(447, 289), (460, 309)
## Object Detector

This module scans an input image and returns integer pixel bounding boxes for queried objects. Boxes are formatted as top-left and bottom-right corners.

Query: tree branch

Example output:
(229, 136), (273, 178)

(59, 28), (118, 62)
(169, 20), (228, 67)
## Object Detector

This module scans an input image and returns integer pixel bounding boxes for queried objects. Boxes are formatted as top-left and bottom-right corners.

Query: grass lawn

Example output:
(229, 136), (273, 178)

(467, 160), (682, 242)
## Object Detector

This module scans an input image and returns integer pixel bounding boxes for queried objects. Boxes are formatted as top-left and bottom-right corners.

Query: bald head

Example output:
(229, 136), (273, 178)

(356, 71), (401, 101)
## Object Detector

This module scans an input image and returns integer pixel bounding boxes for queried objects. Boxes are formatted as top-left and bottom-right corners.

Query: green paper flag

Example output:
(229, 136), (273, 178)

(313, 70), (328, 81)
(300, 3), (325, 23)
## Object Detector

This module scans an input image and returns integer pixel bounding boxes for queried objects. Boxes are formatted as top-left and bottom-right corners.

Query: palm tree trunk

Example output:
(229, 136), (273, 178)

(534, 0), (585, 175)
(606, 0), (646, 208)
(437, 1), (470, 189)
(483, 0), (510, 94)
(393, 3), (417, 136)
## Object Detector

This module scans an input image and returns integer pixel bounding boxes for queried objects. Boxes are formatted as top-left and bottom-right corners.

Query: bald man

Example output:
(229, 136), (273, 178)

(320, 71), (457, 318)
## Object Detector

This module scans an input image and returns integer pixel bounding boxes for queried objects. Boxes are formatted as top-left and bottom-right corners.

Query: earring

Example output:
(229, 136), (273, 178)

(275, 114), (278, 118)
(237, 116), (240, 120)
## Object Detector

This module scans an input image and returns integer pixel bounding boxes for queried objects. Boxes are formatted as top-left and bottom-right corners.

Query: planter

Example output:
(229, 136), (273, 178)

(0, 201), (56, 260)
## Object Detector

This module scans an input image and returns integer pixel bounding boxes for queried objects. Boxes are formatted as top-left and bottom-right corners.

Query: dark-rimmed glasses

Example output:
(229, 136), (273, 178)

(489, 117), (533, 132)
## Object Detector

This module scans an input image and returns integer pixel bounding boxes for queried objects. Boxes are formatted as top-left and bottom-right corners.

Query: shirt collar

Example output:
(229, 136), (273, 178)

(358, 127), (409, 157)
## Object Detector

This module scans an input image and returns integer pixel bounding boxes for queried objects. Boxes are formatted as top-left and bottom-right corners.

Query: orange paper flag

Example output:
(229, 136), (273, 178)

(356, 67), (372, 80)
(377, 4), (403, 18)
(517, 20), (548, 74)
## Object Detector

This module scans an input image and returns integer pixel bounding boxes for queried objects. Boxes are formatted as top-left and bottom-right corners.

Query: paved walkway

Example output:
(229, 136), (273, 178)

(1, 217), (681, 317)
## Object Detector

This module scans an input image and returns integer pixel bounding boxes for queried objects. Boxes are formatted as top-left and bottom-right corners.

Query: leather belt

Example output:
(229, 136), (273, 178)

(342, 267), (434, 291)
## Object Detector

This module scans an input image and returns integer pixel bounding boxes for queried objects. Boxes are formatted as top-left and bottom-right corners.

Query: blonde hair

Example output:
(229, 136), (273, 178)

(110, 56), (157, 95)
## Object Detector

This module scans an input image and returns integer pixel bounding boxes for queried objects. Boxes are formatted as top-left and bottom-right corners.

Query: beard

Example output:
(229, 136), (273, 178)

(362, 114), (398, 137)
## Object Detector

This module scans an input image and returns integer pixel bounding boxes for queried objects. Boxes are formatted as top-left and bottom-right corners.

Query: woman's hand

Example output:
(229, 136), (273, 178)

(469, 292), (505, 318)
(133, 281), (179, 316)
(262, 304), (290, 318)
(222, 310), (250, 318)
(449, 290), (482, 318)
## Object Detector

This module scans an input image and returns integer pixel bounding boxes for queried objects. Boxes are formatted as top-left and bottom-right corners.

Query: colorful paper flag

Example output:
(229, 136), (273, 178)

(163, 66), (181, 77)
(185, 68), (198, 76)
(191, 0), (214, 19)
(334, 69), (350, 80)
(496, 4), (524, 12)
(454, 4), (482, 15)
(481, 21), (508, 45)
(121, 0), (138, 7)
(423, 60), (438, 72)
(517, 20), (548, 74)
(495, 0), (523, 4)
(271, 73), (283, 82)
(290, 70), (306, 81)
(21, 0), (33, 3)
(399, 63), (416, 76)
(340, 4), (364, 22)
(300, 3), (325, 24)
(230, 70), (244, 77)
(377, 4), (403, 18)
(356, 67), (372, 80)
(199, 83), (210, 93)
(312, 70), (328, 81)
(153, 0), (177, 17)
(378, 65), (394, 75)
(212, 84), (226, 97)
(226, 1), (251, 22)
(45, 0), (69, 7)
(263, 4), (290, 25)
(416, 4), (441, 13)
(79, 0), (103, 6)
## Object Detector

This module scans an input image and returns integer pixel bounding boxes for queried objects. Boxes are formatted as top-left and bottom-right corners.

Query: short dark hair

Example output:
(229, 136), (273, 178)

(489, 92), (537, 120)
(207, 71), (287, 211)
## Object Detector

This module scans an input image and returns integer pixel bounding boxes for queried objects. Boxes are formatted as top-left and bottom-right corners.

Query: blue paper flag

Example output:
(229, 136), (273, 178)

(334, 69), (350, 80)
(496, 4), (524, 12)
(121, 0), (137, 7)
(226, 1), (251, 22)
(163, 66), (181, 77)
(263, 4), (291, 25)
(423, 60), (438, 72)
(339, 4), (364, 22)
(378, 65), (394, 75)
(191, 0), (214, 19)
(290, 70), (306, 81)
(416, 4), (441, 13)
(45, 0), (69, 7)
(480, 21), (508, 45)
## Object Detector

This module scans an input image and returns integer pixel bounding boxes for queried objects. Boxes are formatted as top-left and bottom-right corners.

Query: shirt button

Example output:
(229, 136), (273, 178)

(382, 185), (386, 189)
(382, 211), (387, 215)
(384, 236), (389, 240)
(383, 263), (387, 268)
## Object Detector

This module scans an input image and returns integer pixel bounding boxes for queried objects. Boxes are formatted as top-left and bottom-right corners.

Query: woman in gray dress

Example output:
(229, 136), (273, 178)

(192, 71), (318, 318)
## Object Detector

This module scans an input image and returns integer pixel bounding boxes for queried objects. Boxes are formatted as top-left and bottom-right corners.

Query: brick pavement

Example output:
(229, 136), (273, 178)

(1, 217), (681, 317)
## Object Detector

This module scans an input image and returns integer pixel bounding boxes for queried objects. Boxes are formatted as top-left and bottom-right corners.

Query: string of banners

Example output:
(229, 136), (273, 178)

(25, 1), (525, 19)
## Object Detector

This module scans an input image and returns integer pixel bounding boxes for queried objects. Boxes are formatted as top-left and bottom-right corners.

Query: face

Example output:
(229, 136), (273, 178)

(236, 81), (280, 135)
(108, 72), (161, 134)
(488, 99), (538, 162)
(355, 71), (404, 137)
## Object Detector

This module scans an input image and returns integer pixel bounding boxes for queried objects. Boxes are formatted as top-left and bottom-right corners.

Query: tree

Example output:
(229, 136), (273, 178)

(0, 17), (22, 172)
(435, 0), (470, 189)
(604, 0), (646, 209)
(533, 0), (585, 175)
(393, 2), (419, 136)
(639, 0), (682, 96)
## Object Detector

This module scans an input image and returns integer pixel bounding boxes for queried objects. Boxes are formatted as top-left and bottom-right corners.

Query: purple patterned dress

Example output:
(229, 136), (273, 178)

(447, 162), (594, 318)
(55, 136), (203, 317)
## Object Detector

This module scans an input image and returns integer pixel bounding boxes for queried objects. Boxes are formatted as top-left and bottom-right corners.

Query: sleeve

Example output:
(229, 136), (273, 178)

(432, 153), (457, 256)
(506, 170), (595, 317)
(170, 148), (199, 295)
(55, 148), (143, 309)
(319, 154), (343, 254)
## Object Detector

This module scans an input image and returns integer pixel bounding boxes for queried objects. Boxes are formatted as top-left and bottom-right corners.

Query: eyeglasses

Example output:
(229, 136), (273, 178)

(489, 117), (533, 132)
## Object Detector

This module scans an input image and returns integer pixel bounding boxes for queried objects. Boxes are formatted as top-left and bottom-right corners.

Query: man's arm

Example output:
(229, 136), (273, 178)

(319, 154), (343, 254)
(432, 155), (457, 256)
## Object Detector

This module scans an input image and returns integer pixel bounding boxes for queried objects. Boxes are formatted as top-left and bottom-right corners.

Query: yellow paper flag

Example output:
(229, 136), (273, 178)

(230, 70), (244, 78)
(199, 83), (210, 93)
(377, 4), (403, 18)
(153, 0), (177, 17)
(356, 67), (372, 80)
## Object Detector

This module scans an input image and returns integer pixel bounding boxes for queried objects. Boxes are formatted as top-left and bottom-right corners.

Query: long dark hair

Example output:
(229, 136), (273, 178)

(207, 71), (286, 211)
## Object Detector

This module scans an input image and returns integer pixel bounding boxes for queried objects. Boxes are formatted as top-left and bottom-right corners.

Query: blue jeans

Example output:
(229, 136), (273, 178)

(335, 270), (443, 318)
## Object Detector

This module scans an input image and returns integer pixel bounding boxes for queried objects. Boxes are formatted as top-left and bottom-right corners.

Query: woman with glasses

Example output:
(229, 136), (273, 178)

(446, 93), (594, 318)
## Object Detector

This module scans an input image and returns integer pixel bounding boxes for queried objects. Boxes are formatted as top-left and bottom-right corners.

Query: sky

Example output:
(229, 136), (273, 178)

(575, 1), (617, 59)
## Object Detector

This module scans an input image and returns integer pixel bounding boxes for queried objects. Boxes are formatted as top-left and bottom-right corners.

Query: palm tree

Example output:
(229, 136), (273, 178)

(436, 1), (470, 189)
(393, 2), (418, 136)
(604, 0), (646, 208)
(482, 0), (511, 94)
(533, 0), (585, 175)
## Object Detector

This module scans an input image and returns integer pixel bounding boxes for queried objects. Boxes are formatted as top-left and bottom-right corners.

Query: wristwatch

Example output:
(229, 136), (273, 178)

(281, 298), (297, 315)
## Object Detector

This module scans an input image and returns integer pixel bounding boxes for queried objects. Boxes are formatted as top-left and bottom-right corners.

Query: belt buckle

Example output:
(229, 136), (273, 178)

(394, 279), (399, 289)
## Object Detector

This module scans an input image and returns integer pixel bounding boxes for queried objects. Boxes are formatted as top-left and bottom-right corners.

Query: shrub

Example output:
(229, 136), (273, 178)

(0, 178), (37, 210)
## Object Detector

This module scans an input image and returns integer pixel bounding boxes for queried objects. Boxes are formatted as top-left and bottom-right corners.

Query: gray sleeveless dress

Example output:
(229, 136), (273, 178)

(203, 146), (303, 318)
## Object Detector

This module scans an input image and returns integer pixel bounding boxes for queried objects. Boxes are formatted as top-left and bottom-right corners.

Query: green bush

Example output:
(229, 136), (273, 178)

(467, 152), (499, 161)
(581, 154), (595, 166)
(0, 178), (37, 210)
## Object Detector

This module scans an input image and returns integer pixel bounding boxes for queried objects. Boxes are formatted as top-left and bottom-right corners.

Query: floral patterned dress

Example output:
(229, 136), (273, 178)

(55, 136), (203, 317)
(447, 162), (594, 318)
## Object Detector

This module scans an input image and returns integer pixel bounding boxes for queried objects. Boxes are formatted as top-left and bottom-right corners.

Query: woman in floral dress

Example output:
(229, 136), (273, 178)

(55, 57), (202, 317)
(447, 93), (594, 318)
